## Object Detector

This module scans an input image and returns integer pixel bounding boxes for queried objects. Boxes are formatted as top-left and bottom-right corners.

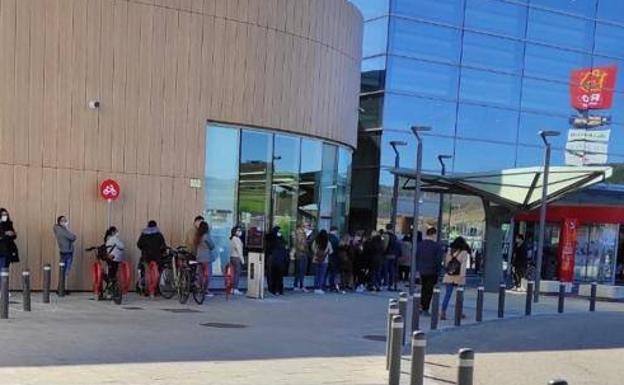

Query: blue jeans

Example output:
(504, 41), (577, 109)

(60, 252), (73, 276)
(293, 255), (308, 289)
(313, 263), (327, 290)
(441, 283), (456, 312)
(325, 255), (340, 289)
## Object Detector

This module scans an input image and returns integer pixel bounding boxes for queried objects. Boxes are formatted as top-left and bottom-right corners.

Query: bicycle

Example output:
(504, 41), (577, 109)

(87, 244), (126, 305)
(136, 258), (160, 297)
(159, 246), (206, 305)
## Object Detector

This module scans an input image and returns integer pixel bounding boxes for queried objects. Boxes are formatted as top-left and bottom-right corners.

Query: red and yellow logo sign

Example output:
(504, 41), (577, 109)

(570, 65), (617, 110)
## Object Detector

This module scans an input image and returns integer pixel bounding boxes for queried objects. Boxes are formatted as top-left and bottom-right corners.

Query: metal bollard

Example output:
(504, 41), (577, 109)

(0, 268), (9, 319)
(476, 286), (484, 322)
(411, 293), (421, 332)
(454, 286), (464, 327)
(548, 380), (568, 385)
(398, 292), (408, 345)
(589, 282), (597, 312)
(58, 262), (66, 297)
(497, 283), (505, 318)
(525, 281), (534, 316)
(430, 288), (440, 330)
(388, 315), (403, 385)
(457, 348), (474, 385)
(558, 282), (565, 313)
(410, 331), (426, 385)
(22, 270), (31, 312)
(386, 301), (399, 370)
(43, 264), (51, 303)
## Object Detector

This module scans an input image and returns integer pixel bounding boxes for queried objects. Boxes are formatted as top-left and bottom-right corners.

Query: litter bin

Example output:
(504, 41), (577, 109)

(247, 252), (265, 299)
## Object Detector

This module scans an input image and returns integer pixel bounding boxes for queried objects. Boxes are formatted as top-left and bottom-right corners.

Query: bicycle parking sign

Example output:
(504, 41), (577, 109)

(100, 179), (121, 201)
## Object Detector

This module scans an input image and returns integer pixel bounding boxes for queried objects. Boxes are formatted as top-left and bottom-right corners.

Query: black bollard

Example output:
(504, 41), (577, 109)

(43, 264), (51, 303)
(454, 286), (464, 327)
(497, 283), (505, 318)
(398, 292), (408, 345)
(457, 348), (474, 385)
(0, 268), (8, 319)
(525, 281), (534, 316)
(386, 301), (399, 370)
(430, 288), (440, 330)
(22, 270), (31, 312)
(388, 315), (403, 385)
(411, 293), (421, 332)
(589, 282), (597, 312)
(58, 262), (66, 297)
(410, 331), (426, 385)
(558, 282), (565, 313)
(476, 286), (484, 322)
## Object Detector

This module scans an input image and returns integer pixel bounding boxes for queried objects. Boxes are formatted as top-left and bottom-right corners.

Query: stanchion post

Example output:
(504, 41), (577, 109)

(22, 270), (31, 312)
(58, 262), (66, 297)
(497, 283), (505, 318)
(589, 282), (597, 312)
(399, 292), (408, 345)
(0, 268), (9, 319)
(411, 292), (421, 333)
(457, 348), (474, 385)
(43, 264), (51, 304)
(430, 287), (440, 330)
(386, 301), (399, 370)
(388, 315), (403, 385)
(454, 286), (464, 327)
(525, 281), (534, 316)
(558, 282), (565, 313)
(410, 331), (426, 385)
(476, 286), (484, 322)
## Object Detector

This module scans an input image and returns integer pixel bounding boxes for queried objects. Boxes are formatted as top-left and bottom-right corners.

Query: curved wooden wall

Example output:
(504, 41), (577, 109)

(0, 0), (362, 290)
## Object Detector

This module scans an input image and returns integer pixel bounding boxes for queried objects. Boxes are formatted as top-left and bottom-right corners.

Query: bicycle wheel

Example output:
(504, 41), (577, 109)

(178, 269), (191, 304)
(224, 264), (234, 301)
(192, 265), (206, 305)
(159, 268), (176, 299)
(147, 261), (160, 296)
(111, 281), (123, 305)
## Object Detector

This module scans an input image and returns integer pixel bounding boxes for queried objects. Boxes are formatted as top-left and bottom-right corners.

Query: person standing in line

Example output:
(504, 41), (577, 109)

(512, 234), (528, 290)
(293, 224), (309, 292)
(229, 226), (245, 295)
(416, 227), (443, 316)
(398, 234), (412, 284)
(195, 221), (216, 298)
(104, 226), (124, 283)
(338, 234), (353, 292)
(440, 236), (470, 320)
(369, 230), (385, 292)
(0, 208), (18, 275)
(53, 216), (77, 286)
(267, 226), (288, 295)
(311, 230), (333, 294)
(137, 220), (167, 267)
(185, 215), (205, 256)
(352, 231), (369, 292)
(325, 226), (341, 292)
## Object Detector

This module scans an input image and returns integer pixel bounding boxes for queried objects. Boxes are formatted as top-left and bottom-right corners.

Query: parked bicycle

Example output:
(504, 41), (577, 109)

(159, 246), (206, 305)
(87, 244), (128, 305)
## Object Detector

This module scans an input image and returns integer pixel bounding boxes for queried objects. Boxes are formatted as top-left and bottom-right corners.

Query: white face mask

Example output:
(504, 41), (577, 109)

(62, 220), (69, 227)
(236, 230), (242, 237)
(0, 216), (7, 223)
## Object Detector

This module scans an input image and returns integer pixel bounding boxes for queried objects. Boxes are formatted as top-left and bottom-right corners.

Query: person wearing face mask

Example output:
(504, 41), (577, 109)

(229, 226), (245, 295)
(53, 216), (77, 283)
(0, 208), (18, 271)
(104, 226), (125, 283)
(267, 226), (288, 296)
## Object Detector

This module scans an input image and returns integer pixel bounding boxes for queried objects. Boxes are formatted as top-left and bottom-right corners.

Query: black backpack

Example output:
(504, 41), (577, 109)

(446, 253), (462, 276)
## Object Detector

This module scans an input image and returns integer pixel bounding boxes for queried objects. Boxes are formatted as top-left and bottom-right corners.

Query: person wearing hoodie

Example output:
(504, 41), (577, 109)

(195, 221), (216, 297)
(0, 208), (18, 271)
(267, 226), (288, 295)
(104, 226), (124, 282)
(137, 220), (167, 266)
(53, 215), (77, 279)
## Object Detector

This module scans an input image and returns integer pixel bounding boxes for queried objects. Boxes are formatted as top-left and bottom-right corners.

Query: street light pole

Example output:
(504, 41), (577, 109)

(390, 141), (407, 232)
(409, 126), (432, 295)
(436, 155), (452, 244)
(534, 130), (560, 303)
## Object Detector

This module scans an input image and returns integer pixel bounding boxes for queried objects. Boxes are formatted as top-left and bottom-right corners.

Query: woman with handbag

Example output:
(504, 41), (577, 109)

(440, 236), (470, 320)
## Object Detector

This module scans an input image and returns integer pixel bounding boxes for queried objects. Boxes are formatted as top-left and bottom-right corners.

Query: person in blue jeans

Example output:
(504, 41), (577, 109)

(440, 236), (470, 320)
(325, 226), (341, 292)
(312, 230), (332, 294)
(53, 216), (77, 280)
(293, 224), (310, 292)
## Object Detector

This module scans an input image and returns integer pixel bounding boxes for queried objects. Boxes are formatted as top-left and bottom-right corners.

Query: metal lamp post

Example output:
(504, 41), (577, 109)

(534, 130), (560, 302)
(436, 155), (452, 244)
(389, 141), (407, 232)
(409, 126), (432, 295)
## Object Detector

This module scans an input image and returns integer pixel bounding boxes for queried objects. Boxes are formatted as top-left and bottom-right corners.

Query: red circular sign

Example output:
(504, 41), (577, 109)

(100, 179), (121, 201)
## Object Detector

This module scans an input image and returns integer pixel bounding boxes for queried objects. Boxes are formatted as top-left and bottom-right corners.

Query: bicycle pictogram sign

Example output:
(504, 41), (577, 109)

(100, 179), (121, 201)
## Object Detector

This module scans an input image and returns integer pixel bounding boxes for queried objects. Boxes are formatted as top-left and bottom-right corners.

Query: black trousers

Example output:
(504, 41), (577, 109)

(420, 274), (438, 312)
(269, 263), (284, 295)
(512, 264), (526, 288)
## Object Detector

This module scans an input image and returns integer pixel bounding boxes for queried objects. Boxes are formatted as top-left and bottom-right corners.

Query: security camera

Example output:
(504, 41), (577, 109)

(88, 100), (100, 109)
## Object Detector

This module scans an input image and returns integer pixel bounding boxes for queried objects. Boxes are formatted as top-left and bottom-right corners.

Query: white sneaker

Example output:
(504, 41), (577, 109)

(233, 289), (243, 295)
(314, 289), (325, 295)
(302, 288), (309, 293)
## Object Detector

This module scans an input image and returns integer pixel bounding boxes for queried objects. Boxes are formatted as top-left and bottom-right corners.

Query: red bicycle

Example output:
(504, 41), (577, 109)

(87, 244), (129, 305)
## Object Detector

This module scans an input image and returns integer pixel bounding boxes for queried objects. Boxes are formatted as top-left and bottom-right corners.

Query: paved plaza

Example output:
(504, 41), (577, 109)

(0, 288), (622, 385)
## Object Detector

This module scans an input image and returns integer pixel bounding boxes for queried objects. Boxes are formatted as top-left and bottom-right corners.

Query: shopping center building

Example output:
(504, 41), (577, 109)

(0, 0), (362, 289)
(350, 0), (624, 285)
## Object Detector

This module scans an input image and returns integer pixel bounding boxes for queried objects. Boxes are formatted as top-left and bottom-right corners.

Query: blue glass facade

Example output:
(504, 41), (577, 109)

(350, 0), (624, 234)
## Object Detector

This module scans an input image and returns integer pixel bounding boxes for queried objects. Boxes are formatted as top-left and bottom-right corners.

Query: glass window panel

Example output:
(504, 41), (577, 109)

(591, 57), (624, 94)
(382, 93), (457, 136)
(320, 144), (338, 227)
(524, 44), (592, 83)
(594, 23), (624, 59)
(362, 17), (389, 58)
(334, 148), (353, 234)
(205, 125), (239, 273)
(238, 130), (272, 250)
(530, 0), (597, 16)
(379, 131), (454, 174)
(389, 18), (461, 64)
(521, 78), (572, 116)
(349, 0), (389, 21)
(457, 103), (519, 143)
(527, 9), (594, 52)
(392, 0), (465, 26)
(453, 140), (516, 172)
(298, 139), (322, 229)
(360, 93), (384, 129)
(362, 56), (386, 93)
(462, 32), (524, 74)
(597, 0), (624, 24)
(465, 0), (527, 38)
(516, 145), (565, 168)
(460, 68), (522, 109)
(517, 112), (569, 147)
(387, 56), (459, 98)
(272, 135), (300, 247)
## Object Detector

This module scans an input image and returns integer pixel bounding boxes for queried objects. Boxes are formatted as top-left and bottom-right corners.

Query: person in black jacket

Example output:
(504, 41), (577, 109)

(0, 208), (18, 270)
(367, 230), (384, 291)
(267, 226), (288, 295)
(137, 220), (167, 266)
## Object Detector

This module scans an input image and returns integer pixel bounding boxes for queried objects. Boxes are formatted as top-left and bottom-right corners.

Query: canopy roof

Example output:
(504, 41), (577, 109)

(392, 166), (613, 212)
